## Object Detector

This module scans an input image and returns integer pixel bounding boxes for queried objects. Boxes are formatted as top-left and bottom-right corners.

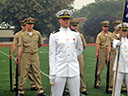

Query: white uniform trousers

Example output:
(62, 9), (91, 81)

(112, 72), (128, 96)
(51, 76), (80, 96)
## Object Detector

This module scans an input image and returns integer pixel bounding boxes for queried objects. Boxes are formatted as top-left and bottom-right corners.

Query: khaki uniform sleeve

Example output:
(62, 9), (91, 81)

(96, 34), (100, 44)
(79, 33), (87, 47)
(12, 33), (19, 45)
(18, 34), (23, 47)
(38, 32), (44, 45)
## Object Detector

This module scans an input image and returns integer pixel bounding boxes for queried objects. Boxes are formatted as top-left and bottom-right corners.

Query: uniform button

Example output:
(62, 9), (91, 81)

(67, 46), (69, 48)
(67, 38), (69, 41)
(67, 54), (70, 56)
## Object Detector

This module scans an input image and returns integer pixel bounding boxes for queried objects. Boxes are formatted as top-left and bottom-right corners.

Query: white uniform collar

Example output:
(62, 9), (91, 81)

(59, 27), (70, 31)
(122, 37), (127, 41)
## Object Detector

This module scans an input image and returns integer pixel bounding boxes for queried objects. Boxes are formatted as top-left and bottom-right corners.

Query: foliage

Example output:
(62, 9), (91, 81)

(73, 0), (124, 42)
(73, 0), (123, 19)
(83, 13), (117, 41)
(0, 0), (74, 35)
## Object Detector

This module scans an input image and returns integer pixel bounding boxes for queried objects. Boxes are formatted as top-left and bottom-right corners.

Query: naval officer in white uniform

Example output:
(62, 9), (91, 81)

(112, 23), (128, 96)
(49, 9), (83, 96)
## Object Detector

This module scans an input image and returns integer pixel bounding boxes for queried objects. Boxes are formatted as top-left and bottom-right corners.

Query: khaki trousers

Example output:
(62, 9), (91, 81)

(78, 54), (87, 92)
(96, 48), (108, 86)
(13, 65), (36, 88)
(109, 50), (116, 89)
(18, 52), (43, 94)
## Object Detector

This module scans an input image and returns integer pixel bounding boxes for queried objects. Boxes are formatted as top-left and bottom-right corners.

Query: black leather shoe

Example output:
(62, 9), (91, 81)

(94, 85), (100, 89)
(107, 90), (112, 94)
(18, 93), (24, 96)
(11, 87), (16, 91)
(38, 92), (47, 96)
(121, 88), (127, 93)
(63, 91), (69, 96)
(81, 91), (89, 95)
(30, 87), (37, 91)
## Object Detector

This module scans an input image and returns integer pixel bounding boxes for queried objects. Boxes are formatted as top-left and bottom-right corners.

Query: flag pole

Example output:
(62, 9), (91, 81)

(112, 0), (126, 96)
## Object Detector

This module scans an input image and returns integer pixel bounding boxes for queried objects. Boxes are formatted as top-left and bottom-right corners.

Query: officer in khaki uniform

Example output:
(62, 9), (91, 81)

(108, 20), (127, 93)
(95, 20), (111, 89)
(16, 17), (46, 96)
(9, 19), (36, 91)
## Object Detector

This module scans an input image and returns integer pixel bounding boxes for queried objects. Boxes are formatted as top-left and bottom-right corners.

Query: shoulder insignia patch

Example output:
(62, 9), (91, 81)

(52, 31), (56, 34)
(70, 28), (76, 32)
(52, 29), (59, 34)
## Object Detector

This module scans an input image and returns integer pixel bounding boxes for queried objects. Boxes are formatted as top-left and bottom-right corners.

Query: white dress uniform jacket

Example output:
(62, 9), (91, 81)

(49, 27), (83, 77)
(113, 37), (128, 73)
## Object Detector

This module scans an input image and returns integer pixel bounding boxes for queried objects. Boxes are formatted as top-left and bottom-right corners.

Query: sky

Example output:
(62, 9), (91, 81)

(73, 0), (95, 9)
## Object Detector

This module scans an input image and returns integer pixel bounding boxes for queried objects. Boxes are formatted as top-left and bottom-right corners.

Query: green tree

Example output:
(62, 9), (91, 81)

(73, 0), (124, 42)
(73, 0), (123, 19)
(0, 0), (74, 35)
(83, 13), (117, 43)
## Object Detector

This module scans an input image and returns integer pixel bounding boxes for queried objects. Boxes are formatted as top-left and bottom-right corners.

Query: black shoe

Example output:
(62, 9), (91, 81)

(38, 92), (47, 96)
(18, 93), (24, 96)
(30, 87), (37, 91)
(107, 90), (112, 94)
(121, 88), (127, 93)
(81, 91), (89, 95)
(94, 85), (100, 89)
(11, 87), (16, 91)
(63, 91), (69, 96)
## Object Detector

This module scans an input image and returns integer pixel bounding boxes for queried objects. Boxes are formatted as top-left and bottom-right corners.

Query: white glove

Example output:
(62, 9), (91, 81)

(116, 40), (122, 46)
(49, 75), (56, 85)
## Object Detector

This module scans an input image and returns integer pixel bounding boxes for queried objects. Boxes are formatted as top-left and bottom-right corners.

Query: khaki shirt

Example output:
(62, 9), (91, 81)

(79, 33), (87, 48)
(96, 31), (111, 48)
(13, 30), (23, 45)
(18, 30), (43, 53)
(108, 31), (119, 50)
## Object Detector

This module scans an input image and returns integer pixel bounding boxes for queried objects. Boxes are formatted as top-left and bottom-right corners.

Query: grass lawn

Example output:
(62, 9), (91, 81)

(0, 46), (127, 96)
